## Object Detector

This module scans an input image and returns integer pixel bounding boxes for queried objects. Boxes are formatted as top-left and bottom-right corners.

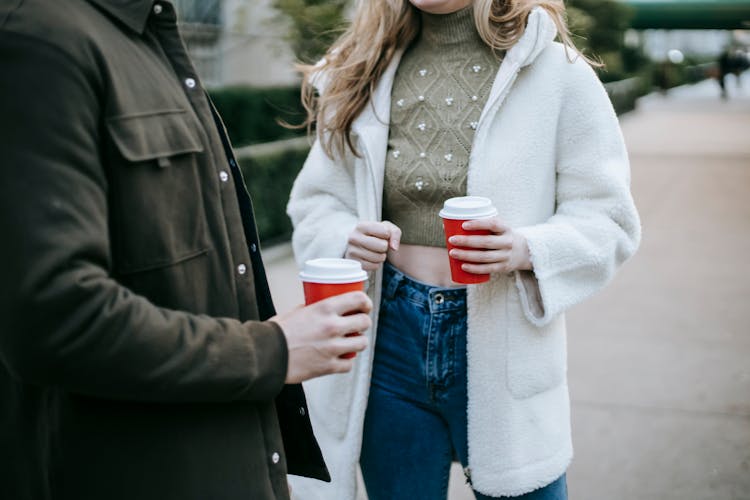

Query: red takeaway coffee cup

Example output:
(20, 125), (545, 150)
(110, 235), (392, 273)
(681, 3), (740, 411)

(299, 258), (368, 359)
(439, 196), (498, 285)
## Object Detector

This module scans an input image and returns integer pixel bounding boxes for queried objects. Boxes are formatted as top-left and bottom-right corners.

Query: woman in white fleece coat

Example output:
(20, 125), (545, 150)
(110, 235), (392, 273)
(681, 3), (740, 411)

(287, 0), (641, 499)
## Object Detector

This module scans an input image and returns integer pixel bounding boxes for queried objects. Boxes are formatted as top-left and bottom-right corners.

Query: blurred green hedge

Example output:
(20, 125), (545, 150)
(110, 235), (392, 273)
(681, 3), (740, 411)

(209, 86), (306, 147)
(237, 138), (311, 244)
(603, 60), (714, 114)
(651, 60), (717, 91)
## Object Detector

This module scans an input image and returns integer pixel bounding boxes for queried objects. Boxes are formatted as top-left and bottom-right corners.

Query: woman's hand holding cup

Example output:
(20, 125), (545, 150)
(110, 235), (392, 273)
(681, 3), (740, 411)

(440, 197), (533, 282)
(345, 221), (402, 271)
(447, 217), (533, 275)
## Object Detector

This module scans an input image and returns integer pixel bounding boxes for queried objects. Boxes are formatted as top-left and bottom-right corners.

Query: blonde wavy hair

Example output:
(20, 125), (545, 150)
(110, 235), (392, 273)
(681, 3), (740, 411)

(299, 0), (580, 159)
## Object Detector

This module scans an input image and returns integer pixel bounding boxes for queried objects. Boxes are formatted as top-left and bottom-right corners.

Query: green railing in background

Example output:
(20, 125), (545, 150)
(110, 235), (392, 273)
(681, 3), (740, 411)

(624, 0), (750, 30)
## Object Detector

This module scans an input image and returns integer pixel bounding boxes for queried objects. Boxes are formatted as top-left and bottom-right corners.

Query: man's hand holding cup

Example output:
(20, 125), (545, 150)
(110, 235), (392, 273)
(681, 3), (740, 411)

(270, 259), (372, 384)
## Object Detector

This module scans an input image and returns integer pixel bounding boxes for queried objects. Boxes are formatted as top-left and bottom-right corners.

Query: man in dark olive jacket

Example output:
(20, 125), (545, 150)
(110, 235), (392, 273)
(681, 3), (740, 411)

(0, 1), (372, 499)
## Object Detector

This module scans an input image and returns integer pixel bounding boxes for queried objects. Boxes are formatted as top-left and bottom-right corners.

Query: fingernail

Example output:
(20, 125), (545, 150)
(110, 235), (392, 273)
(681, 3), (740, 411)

(449, 236), (457, 244)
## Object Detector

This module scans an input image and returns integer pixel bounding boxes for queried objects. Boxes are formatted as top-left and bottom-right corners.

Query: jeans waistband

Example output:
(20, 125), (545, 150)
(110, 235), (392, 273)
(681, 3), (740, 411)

(382, 262), (466, 313)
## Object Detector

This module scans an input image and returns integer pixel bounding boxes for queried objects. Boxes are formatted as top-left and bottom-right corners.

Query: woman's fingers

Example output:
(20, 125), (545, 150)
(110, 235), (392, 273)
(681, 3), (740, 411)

(346, 221), (403, 270)
(461, 262), (513, 275)
(345, 246), (387, 269)
(381, 220), (402, 250)
(449, 249), (510, 264)
(442, 219), (529, 275)
(448, 234), (513, 250)
(355, 221), (402, 249)
(461, 216), (510, 233)
(348, 231), (389, 253)
(356, 221), (391, 240)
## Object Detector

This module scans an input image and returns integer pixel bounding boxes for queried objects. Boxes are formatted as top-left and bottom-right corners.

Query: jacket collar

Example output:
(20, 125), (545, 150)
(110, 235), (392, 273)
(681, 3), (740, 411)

(86, 0), (154, 34)
(504, 7), (558, 68)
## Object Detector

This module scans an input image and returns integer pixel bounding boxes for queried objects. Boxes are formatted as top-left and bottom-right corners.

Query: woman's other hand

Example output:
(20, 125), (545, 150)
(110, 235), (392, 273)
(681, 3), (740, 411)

(447, 217), (533, 275)
(345, 221), (402, 271)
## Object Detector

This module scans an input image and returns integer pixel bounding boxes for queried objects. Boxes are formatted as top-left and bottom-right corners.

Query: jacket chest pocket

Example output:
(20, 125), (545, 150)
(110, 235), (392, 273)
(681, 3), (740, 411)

(106, 110), (210, 275)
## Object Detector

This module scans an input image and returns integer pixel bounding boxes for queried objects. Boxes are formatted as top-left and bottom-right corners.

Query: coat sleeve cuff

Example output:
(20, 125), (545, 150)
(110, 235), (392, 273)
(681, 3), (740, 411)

(236, 320), (289, 401)
(513, 224), (558, 327)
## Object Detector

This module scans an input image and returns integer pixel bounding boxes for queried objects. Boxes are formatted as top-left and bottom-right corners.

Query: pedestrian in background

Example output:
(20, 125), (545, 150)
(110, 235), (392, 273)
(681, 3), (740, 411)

(717, 45), (750, 98)
(287, 0), (641, 499)
(0, 1), (372, 499)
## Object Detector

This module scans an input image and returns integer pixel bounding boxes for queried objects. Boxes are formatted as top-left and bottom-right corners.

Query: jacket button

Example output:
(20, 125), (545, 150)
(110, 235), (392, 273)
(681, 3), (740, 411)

(237, 264), (247, 275)
(219, 170), (229, 182)
(153, 4), (163, 15)
(250, 243), (257, 253)
(299, 407), (306, 416)
(184, 77), (196, 89)
(271, 452), (280, 464)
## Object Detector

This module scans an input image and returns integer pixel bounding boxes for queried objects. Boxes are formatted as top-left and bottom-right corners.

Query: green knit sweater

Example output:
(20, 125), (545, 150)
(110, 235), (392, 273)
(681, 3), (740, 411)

(382, 6), (501, 247)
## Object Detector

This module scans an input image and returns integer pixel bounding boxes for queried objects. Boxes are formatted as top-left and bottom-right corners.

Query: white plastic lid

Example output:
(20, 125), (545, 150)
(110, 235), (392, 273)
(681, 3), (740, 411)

(299, 258), (368, 284)
(439, 196), (498, 220)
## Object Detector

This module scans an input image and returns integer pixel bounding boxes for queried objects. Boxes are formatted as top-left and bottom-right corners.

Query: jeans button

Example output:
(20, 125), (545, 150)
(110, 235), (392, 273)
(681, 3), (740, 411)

(434, 293), (445, 305)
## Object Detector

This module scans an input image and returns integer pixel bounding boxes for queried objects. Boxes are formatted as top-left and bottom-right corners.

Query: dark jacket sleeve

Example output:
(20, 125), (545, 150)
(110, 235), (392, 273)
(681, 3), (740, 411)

(0, 31), (288, 402)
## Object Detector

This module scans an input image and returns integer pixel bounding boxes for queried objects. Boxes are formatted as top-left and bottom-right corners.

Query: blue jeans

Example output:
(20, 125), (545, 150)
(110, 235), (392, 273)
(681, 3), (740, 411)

(360, 263), (567, 500)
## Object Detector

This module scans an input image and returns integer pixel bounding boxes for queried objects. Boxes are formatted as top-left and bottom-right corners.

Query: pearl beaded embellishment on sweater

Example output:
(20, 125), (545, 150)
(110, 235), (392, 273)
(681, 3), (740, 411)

(381, 5), (501, 247)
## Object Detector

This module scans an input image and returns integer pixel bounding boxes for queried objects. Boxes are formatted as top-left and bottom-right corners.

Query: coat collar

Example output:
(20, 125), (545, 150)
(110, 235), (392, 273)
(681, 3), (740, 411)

(86, 0), (154, 34)
(505, 7), (558, 68)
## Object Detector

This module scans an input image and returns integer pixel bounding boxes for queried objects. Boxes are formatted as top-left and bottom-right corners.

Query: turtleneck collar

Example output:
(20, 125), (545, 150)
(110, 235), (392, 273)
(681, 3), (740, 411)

(420, 5), (480, 46)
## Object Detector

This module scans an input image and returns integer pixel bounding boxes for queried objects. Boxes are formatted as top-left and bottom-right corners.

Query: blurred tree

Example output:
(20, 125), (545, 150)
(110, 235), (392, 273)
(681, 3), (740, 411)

(273, 0), (348, 63)
(566, 0), (639, 81)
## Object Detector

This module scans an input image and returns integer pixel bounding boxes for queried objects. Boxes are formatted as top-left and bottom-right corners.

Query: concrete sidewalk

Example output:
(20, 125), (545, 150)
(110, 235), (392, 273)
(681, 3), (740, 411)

(263, 76), (750, 500)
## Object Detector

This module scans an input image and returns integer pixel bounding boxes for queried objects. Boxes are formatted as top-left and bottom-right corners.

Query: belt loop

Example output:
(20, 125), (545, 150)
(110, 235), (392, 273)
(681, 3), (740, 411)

(383, 265), (404, 300)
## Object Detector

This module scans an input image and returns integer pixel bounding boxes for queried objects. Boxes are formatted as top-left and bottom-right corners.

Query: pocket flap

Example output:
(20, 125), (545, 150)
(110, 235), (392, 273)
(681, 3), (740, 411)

(107, 109), (204, 163)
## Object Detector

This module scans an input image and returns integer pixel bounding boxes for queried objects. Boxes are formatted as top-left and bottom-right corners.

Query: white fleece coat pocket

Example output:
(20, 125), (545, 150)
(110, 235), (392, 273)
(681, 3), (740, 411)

(505, 280), (567, 399)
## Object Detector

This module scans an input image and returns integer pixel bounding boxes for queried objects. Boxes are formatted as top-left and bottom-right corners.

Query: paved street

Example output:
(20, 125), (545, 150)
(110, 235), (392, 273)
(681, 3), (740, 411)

(263, 74), (750, 500)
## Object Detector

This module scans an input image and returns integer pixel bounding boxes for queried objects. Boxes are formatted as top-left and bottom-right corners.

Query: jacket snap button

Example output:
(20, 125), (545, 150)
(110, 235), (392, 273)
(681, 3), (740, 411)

(271, 452), (280, 464)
